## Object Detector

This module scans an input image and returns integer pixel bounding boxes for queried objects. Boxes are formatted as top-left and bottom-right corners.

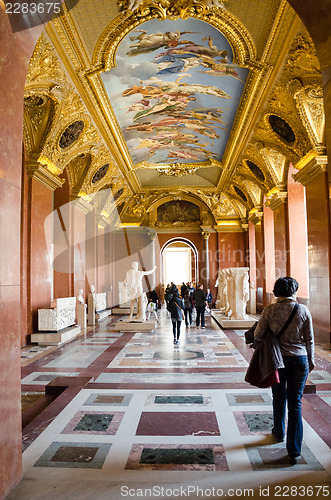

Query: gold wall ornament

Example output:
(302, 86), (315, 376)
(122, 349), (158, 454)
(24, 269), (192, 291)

(286, 34), (321, 77)
(23, 90), (58, 156)
(288, 80), (325, 151)
(241, 178), (262, 206)
(26, 33), (67, 84)
(156, 164), (199, 177)
(117, 0), (228, 15)
(258, 145), (286, 185)
(125, 192), (152, 217)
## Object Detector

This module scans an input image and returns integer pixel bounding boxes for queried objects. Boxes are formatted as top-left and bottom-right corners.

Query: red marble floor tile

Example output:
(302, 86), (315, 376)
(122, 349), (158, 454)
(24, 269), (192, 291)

(135, 411), (220, 436)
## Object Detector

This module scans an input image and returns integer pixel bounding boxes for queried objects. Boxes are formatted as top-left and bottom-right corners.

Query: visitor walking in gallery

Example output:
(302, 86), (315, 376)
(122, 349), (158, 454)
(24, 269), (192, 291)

(167, 288), (185, 344)
(254, 277), (315, 464)
(193, 284), (207, 328)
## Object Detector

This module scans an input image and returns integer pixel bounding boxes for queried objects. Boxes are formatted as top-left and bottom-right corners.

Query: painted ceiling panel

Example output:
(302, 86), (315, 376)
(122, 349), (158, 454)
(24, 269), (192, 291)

(101, 19), (248, 169)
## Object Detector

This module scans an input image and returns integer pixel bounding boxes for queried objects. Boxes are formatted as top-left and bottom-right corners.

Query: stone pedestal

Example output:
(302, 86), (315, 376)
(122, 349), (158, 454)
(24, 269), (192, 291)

(112, 307), (135, 315)
(31, 325), (81, 346)
(95, 309), (112, 322)
(88, 292), (95, 325)
(114, 320), (157, 332)
(77, 302), (87, 330)
(211, 311), (257, 329)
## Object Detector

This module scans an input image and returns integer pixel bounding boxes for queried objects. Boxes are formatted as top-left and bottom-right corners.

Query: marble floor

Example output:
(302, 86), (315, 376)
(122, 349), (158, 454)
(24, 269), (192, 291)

(9, 307), (331, 499)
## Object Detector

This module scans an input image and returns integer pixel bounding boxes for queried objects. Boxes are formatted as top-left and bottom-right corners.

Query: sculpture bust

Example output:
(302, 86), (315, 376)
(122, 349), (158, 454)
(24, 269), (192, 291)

(77, 289), (84, 304)
(123, 261), (156, 322)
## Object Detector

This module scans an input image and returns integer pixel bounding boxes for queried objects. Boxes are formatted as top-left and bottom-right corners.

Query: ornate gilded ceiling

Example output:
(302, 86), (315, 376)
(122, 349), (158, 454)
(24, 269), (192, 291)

(23, 0), (325, 231)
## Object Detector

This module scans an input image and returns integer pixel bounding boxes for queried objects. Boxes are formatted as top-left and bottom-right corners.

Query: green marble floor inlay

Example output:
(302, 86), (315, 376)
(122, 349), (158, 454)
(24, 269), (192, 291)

(244, 413), (273, 432)
(154, 395), (204, 405)
(140, 448), (214, 465)
(74, 414), (114, 432)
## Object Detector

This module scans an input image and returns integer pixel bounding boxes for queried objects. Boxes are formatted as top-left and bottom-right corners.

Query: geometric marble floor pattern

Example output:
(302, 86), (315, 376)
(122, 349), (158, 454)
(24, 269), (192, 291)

(10, 307), (331, 499)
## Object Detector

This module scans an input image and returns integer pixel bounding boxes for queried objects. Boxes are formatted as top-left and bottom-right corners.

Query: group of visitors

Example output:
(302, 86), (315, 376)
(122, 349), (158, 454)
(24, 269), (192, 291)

(165, 282), (213, 344)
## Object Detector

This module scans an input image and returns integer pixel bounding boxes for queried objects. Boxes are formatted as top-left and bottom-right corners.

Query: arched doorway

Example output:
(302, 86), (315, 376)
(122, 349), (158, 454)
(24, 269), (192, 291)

(161, 238), (198, 290)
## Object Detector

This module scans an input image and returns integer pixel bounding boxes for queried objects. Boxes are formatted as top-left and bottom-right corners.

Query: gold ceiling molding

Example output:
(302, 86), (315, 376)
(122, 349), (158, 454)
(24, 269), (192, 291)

(288, 80), (325, 151)
(156, 164), (198, 177)
(229, 198), (247, 220)
(194, 190), (237, 221)
(92, 0), (256, 71)
(135, 158), (222, 176)
(117, 0), (228, 14)
(27, 33), (67, 84)
(23, 90), (58, 158)
(217, 5), (301, 191)
(285, 33), (321, 78)
(256, 142), (286, 186)
(241, 178), (262, 206)
(25, 28), (132, 201)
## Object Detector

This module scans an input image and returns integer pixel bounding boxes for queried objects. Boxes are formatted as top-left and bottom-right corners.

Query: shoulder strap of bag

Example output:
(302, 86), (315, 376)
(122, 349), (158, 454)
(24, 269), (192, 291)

(174, 301), (182, 311)
(174, 300), (184, 318)
(276, 303), (299, 340)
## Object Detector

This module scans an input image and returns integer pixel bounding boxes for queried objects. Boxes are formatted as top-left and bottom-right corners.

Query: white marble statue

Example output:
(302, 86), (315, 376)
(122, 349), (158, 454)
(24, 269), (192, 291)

(76, 289), (87, 330)
(123, 261), (156, 322)
(215, 269), (228, 310)
(227, 267), (250, 320)
(88, 285), (96, 325)
(77, 289), (84, 304)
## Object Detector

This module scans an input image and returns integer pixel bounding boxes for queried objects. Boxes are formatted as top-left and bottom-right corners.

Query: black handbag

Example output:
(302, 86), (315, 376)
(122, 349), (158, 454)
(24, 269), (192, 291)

(245, 304), (299, 388)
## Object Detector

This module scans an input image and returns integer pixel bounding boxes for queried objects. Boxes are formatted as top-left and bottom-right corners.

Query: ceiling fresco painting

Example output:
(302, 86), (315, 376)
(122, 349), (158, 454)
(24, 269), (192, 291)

(23, 0), (325, 229)
(101, 19), (248, 166)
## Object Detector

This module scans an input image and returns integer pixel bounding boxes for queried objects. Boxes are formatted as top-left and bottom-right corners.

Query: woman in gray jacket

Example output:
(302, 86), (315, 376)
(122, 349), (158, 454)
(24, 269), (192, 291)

(254, 277), (315, 464)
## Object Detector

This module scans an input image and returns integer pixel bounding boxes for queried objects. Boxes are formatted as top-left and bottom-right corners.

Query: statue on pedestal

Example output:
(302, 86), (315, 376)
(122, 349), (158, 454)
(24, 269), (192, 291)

(77, 289), (87, 330)
(123, 261), (156, 322)
(77, 289), (85, 304)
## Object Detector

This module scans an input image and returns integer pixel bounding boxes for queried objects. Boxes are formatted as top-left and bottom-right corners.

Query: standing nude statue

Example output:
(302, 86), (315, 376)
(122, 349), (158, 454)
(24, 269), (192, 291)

(123, 261), (157, 322)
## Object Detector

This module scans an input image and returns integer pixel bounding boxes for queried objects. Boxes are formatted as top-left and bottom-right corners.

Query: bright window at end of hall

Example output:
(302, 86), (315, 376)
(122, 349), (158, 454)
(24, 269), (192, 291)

(164, 247), (191, 286)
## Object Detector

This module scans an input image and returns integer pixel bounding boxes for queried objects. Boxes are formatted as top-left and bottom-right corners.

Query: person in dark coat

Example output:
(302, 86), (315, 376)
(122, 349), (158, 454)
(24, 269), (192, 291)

(147, 288), (158, 309)
(183, 289), (194, 327)
(167, 289), (185, 344)
(254, 277), (315, 464)
(181, 282), (187, 298)
(193, 284), (207, 328)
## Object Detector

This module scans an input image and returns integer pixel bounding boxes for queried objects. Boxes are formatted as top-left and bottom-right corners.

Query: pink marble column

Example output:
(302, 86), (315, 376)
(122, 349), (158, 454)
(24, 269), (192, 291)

(263, 203), (276, 297)
(0, 10), (46, 499)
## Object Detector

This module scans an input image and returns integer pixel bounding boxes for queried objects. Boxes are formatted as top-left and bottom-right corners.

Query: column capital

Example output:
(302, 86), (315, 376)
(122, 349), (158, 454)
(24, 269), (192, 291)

(265, 189), (287, 211)
(201, 231), (211, 240)
(293, 154), (328, 186)
(147, 230), (157, 241)
(248, 208), (263, 225)
(26, 159), (64, 191)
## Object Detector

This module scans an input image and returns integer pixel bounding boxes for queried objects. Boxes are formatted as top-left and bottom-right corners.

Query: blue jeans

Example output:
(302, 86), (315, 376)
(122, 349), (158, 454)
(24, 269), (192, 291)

(272, 355), (309, 457)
